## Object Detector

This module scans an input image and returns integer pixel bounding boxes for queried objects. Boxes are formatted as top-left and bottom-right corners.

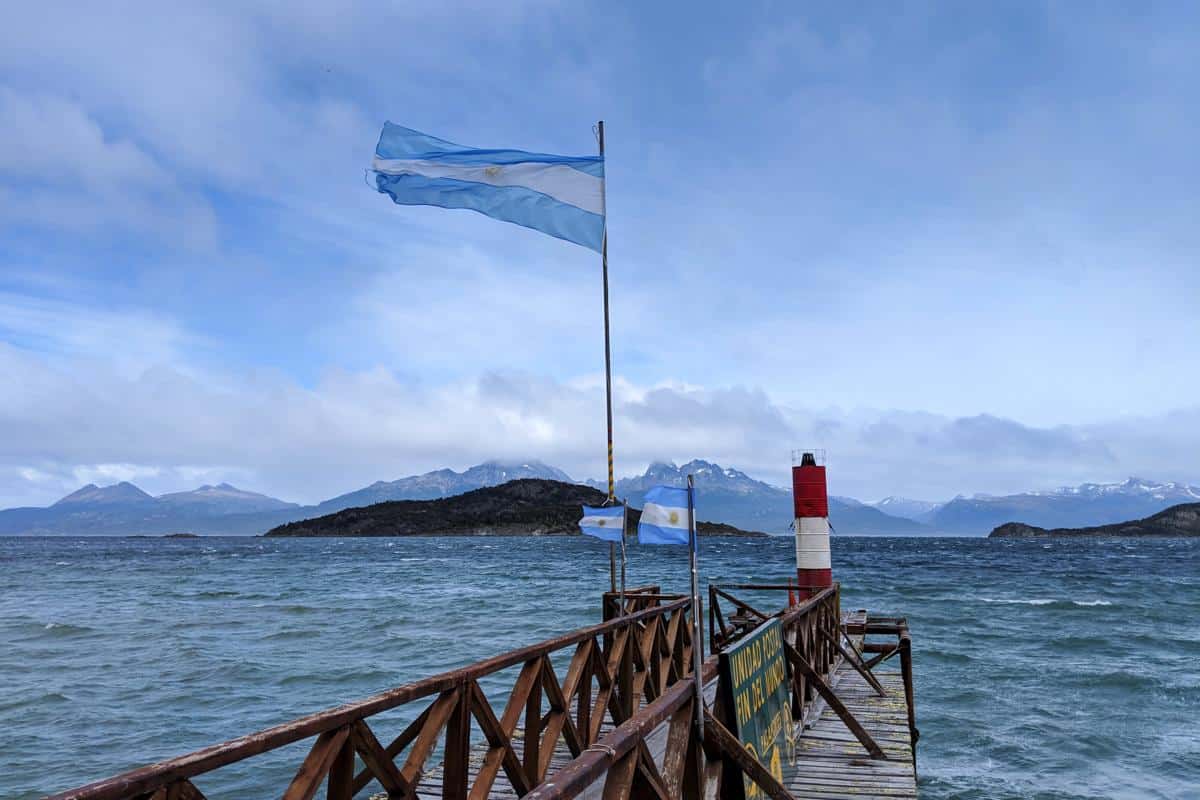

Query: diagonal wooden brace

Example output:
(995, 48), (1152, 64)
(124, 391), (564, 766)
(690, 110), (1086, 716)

(784, 644), (887, 760)
(171, 782), (207, 800)
(350, 720), (411, 799)
(701, 710), (797, 800)
(821, 625), (886, 697)
(281, 726), (352, 800)
(145, 780), (208, 800)
(863, 644), (900, 671)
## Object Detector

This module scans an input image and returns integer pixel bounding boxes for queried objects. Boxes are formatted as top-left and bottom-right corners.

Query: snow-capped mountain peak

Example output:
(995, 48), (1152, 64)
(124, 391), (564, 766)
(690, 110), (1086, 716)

(869, 496), (942, 522)
(1039, 477), (1200, 500)
(617, 459), (781, 496)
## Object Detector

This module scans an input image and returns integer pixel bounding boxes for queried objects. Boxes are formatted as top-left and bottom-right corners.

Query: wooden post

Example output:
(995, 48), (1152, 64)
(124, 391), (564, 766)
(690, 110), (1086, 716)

(326, 734), (355, 800)
(443, 688), (472, 800)
(524, 663), (544, 784)
(900, 629), (919, 771)
(619, 622), (635, 721)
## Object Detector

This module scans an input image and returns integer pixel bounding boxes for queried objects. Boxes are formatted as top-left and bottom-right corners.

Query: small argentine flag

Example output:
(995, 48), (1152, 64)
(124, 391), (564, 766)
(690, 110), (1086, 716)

(638, 486), (692, 545)
(369, 123), (605, 252)
(579, 504), (625, 542)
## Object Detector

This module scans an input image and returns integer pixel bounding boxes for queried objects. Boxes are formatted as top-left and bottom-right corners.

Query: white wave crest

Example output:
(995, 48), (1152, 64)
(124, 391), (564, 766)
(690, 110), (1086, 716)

(980, 597), (1112, 607)
(980, 597), (1055, 605)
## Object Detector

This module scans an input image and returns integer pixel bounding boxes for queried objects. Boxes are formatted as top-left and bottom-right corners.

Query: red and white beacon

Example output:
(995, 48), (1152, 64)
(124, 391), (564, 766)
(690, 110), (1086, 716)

(792, 451), (831, 600)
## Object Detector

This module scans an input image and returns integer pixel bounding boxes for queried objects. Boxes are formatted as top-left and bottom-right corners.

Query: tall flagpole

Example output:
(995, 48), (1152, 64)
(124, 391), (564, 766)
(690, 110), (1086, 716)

(619, 499), (627, 615)
(687, 474), (704, 742)
(599, 119), (617, 594)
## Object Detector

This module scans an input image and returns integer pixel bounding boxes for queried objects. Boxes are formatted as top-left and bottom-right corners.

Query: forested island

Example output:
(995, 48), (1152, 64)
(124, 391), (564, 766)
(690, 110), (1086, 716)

(264, 478), (767, 538)
(989, 502), (1200, 538)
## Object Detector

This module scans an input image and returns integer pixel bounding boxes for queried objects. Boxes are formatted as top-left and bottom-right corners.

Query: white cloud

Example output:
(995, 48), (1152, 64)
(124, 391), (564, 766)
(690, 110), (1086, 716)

(0, 87), (217, 246)
(2, 318), (1199, 509)
(0, 292), (194, 376)
(0, 88), (164, 186)
(70, 463), (162, 487)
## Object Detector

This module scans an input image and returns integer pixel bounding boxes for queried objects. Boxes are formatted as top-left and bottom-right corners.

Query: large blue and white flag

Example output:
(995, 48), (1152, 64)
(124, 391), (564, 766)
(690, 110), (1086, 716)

(369, 123), (605, 252)
(579, 504), (625, 542)
(637, 486), (692, 545)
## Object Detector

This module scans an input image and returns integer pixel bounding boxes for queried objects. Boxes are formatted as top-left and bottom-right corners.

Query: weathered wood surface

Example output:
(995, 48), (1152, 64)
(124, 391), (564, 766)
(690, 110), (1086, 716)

(784, 669), (917, 799)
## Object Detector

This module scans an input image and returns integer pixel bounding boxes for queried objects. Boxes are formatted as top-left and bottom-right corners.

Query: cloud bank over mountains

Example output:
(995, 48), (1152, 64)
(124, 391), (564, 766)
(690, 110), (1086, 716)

(3, 317), (1198, 509)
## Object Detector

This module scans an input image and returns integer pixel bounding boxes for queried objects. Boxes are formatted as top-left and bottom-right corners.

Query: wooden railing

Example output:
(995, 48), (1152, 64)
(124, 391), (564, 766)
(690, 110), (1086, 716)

(709, 584), (918, 768)
(850, 613), (920, 761)
(524, 658), (716, 800)
(528, 584), (857, 800)
(46, 597), (696, 800)
(48, 582), (914, 800)
(602, 584), (686, 622)
(708, 585), (841, 727)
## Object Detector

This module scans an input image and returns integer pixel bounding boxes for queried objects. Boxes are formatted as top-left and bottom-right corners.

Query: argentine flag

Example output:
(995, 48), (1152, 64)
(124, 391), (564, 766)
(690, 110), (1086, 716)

(369, 123), (605, 252)
(579, 504), (625, 542)
(637, 486), (692, 545)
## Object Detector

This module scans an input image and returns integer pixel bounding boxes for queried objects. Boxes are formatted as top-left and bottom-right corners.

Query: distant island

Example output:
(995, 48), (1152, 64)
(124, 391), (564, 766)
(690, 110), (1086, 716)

(264, 479), (767, 538)
(989, 502), (1200, 538)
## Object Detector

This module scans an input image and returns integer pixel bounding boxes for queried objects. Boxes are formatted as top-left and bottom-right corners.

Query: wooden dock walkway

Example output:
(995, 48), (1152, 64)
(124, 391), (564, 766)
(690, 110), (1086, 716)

(784, 668), (917, 799)
(408, 619), (918, 800)
(49, 585), (917, 800)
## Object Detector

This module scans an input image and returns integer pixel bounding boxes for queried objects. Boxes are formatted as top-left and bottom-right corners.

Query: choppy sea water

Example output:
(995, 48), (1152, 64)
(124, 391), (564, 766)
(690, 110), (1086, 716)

(1, 535), (1197, 799)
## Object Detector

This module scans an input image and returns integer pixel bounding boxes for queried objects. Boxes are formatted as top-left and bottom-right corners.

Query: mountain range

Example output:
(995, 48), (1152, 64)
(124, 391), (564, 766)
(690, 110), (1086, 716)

(2, 461), (1198, 537)
(313, 461), (573, 512)
(0, 482), (302, 536)
(921, 478), (1200, 532)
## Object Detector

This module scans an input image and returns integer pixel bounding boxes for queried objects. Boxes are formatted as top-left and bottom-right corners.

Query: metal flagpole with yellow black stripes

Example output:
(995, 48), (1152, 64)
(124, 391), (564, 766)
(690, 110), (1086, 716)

(598, 119), (617, 593)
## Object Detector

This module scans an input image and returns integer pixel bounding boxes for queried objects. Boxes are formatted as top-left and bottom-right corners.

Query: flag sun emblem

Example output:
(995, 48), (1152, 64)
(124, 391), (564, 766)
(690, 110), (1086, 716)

(597, 519), (606, 526)
(484, 165), (502, 177)
(668, 511), (680, 524)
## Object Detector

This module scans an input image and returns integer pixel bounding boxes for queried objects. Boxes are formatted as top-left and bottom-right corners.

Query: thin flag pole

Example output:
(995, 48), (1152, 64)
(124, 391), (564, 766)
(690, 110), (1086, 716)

(687, 474), (704, 742)
(609, 544), (616, 595)
(598, 119), (617, 594)
(619, 499), (628, 614)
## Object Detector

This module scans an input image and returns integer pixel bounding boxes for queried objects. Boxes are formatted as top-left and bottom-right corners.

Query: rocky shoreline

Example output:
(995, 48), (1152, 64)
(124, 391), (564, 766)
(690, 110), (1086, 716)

(989, 502), (1200, 538)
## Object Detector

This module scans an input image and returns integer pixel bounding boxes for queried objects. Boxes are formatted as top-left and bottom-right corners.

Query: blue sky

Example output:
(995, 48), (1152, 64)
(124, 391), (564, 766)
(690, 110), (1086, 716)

(2, 2), (1198, 507)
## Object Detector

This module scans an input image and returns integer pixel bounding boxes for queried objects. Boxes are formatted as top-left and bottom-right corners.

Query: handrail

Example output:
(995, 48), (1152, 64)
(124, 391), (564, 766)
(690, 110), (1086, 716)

(524, 659), (720, 800)
(47, 596), (694, 800)
(536, 583), (851, 800)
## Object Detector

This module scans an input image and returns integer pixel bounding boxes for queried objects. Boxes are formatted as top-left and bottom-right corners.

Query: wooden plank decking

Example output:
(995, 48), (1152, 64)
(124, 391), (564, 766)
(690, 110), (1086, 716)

(784, 668), (916, 799)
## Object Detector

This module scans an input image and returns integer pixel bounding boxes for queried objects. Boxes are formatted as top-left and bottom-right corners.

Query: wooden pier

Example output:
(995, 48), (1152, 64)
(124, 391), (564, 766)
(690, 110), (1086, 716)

(411, 607), (917, 800)
(782, 616), (917, 799)
(45, 584), (917, 800)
